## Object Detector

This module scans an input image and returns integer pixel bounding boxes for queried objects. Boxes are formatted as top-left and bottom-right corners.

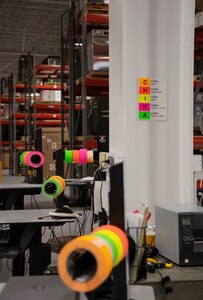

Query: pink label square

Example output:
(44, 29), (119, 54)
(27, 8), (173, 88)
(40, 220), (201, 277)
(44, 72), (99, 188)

(139, 103), (150, 111)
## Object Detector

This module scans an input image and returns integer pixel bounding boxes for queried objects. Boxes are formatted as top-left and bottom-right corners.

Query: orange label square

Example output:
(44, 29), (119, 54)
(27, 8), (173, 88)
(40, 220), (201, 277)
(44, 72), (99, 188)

(139, 78), (151, 87)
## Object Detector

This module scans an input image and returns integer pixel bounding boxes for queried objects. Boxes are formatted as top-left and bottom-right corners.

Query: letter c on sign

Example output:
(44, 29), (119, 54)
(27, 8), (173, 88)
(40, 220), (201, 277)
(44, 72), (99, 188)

(143, 80), (147, 85)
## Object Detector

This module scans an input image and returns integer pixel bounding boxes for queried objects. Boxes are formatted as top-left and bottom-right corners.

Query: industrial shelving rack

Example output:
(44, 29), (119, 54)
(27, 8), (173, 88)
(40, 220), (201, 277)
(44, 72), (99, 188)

(0, 0), (110, 176)
(194, 26), (203, 150)
(60, 0), (110, 178)
(75, 0), (109, 175)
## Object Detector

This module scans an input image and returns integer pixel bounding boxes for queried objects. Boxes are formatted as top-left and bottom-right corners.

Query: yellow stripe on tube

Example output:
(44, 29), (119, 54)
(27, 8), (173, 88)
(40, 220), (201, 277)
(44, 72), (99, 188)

(92, 229), (123, 266)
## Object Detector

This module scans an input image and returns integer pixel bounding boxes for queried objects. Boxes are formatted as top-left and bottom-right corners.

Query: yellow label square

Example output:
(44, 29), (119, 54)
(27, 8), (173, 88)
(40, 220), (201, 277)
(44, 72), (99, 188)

(138, 94), (150, 103)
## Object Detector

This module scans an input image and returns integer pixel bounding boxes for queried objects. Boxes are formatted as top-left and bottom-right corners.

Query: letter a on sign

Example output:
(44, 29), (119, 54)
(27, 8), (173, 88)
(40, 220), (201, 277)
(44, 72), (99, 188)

(138, 112), (150, 120)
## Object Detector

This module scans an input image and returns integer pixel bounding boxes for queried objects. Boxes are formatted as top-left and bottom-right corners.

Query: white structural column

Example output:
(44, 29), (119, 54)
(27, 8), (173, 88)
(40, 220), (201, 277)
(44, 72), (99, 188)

(109, 0), (195, 222)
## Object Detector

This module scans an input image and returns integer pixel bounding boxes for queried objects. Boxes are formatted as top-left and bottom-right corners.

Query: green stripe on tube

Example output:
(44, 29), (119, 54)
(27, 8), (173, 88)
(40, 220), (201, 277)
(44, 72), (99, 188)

(65, 150), (73, 163)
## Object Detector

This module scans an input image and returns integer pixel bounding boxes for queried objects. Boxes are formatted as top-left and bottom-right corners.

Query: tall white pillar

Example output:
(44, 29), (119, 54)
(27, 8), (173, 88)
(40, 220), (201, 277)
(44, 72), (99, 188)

(109, 0), (195, 222)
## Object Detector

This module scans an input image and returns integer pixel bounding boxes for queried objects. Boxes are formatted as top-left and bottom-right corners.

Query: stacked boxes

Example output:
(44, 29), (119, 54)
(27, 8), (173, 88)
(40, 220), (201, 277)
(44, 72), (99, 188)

(41, 128), (68, 178)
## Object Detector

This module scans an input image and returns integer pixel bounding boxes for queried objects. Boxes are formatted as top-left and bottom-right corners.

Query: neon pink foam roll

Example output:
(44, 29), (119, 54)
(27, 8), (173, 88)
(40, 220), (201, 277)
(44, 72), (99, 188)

(79, 149), (87, 164)
(27, 151), (45, 168)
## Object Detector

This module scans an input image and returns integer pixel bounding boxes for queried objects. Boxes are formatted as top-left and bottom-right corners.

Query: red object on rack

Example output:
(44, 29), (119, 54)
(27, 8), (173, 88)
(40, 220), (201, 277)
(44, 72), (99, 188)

(15, 113), (68, 120)
(85, 13), (109, 25)
(16, 84), (61, 90)
(194, 136), (203, 149)
(0, 120), (68, 126)
(36, 103), (81, 111)
(35, 64), (69, 78)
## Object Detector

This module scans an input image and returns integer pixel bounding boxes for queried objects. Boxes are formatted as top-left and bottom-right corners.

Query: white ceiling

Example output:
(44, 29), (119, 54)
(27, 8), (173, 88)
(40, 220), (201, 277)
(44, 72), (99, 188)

(0, 0), (69, 79)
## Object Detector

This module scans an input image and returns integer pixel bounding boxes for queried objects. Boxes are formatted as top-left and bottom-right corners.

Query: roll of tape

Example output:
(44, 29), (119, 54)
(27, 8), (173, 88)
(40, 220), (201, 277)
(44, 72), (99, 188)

(92, 231), (119, 266)
(72, 150), (80, 163)
(94, 225), (129, 259)
(87, 150), (94, 163)
(58, 235), (113, 293)
(26, 151), (45, 168)
(65, 150), (73, 163)
(79, 149), (87, 164)
(92, 229), (124, 266)
(50, 176), (66, 190)
(42, 178), (62, 198)
(23, 151), (31, 166)
(20, 151), (28, 165)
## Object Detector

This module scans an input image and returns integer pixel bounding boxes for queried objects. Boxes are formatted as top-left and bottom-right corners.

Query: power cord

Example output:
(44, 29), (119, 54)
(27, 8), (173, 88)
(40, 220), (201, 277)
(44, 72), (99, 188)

(91, 159), (110, 231)
(147, 263), (173, 294)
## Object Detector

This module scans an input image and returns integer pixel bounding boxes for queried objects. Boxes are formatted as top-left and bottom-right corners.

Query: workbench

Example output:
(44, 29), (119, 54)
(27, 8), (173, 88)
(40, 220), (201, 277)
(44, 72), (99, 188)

(0, 209), (77, 276)
(139, 262), (203, 300)
(0, 183), (41, 209)
(0, 275), (155, 300)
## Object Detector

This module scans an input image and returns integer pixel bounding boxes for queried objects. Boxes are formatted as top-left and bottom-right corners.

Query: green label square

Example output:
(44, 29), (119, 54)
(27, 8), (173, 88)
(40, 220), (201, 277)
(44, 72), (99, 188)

(139, 112), (150, 120)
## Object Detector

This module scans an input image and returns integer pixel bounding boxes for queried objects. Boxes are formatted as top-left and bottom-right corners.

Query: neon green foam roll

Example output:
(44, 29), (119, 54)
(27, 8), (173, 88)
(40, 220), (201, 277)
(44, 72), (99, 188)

(92, 232), (119, 267)
(64, 150), (73, 163)
(20, 151), (30, 166)
(20, 152), (26, 165)
(41, 179), (62, 198)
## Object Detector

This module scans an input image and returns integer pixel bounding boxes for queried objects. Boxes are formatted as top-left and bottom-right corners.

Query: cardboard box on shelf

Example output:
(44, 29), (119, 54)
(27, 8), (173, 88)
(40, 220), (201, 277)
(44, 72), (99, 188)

(41, 127), (68, 178)
(195, 11), (203, 28)
(1, 151), (9, 169)
(40, 90), (61, 102)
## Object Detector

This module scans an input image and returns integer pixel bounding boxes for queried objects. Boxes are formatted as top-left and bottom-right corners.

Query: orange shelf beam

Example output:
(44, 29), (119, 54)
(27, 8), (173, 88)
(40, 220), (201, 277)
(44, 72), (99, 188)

(36, 103), (81, 111)
(0, 120), (68, 126)
(15, 113), (68, 120)
(35, 64), (69, 78)
(0, 97), (41, 103)
(194, 136), (203, 149)
(194, 80), (203, 89)
(85, 13), (109, 25)
(16, 84), (61, 90)
(0, 141), (25, 147)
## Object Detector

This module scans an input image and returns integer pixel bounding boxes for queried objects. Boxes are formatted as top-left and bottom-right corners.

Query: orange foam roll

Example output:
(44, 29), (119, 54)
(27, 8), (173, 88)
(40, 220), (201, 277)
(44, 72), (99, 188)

(72, 150), (80, 163)
(49, 175), (66, 190)
(58, 235), (113, 293)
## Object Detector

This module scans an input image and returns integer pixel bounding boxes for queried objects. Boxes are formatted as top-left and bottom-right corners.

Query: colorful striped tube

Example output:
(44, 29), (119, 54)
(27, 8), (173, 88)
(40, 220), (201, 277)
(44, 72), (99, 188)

(49, 175), (66, 191)
(72, 150), (80, 163)
(64, 150), (73, 163)
(20, 151), (30, 166)
(26, 151), (45, 168)
(64, 149), (94, 164)
(20, 151), (45, 168)
(87, 150), (94, 163)
(41, 175), (65, 198)
(57, 224), (129, 293)
(79, 149), (87, 164)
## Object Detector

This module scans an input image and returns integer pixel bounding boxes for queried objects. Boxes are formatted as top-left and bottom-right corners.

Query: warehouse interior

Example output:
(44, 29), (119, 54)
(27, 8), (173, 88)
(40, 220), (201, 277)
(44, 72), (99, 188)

(0, 0), (203, 299)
